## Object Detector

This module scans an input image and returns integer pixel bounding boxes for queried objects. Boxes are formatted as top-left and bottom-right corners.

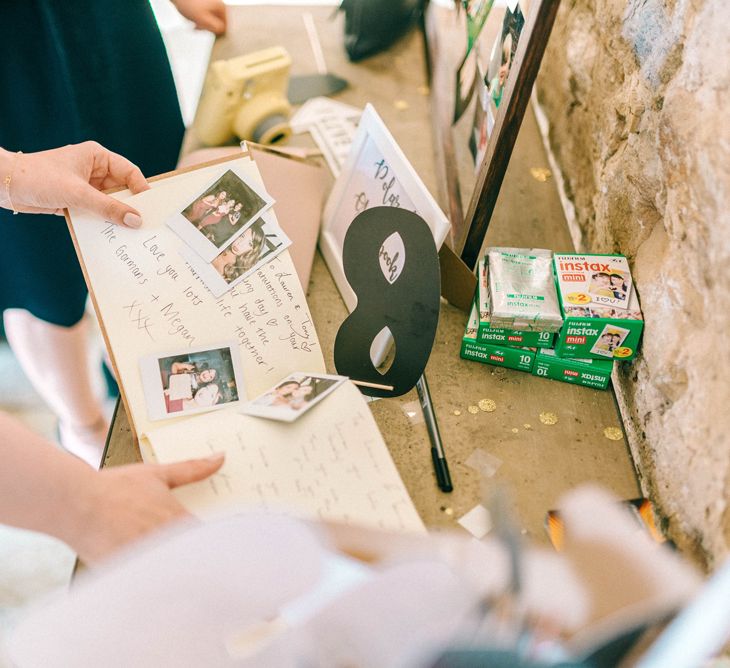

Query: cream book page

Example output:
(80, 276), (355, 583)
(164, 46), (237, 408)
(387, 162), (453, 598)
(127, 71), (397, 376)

(146, 382), (425, 534)
(67, 156), (325, 438)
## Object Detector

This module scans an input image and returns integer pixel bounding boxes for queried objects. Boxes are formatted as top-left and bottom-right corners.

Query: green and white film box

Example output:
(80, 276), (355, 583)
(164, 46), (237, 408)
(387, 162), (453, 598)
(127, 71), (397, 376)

(461, 303), (537, 372)
(486, 247), (563, 332)
(531, 348), (613, 390)
(477, 258), (555, 348)
(553, 253), (644, 361)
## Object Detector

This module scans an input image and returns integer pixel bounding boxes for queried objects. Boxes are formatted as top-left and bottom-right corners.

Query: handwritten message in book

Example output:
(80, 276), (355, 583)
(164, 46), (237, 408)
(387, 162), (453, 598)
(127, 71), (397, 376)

(147, 382), (425, 533)
(67, 156), (324, 437)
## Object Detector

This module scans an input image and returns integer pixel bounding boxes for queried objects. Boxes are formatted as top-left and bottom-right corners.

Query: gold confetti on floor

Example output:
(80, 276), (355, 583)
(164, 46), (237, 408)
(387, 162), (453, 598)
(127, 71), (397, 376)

(468, 405), (480, 414)
(539, 411), (559, 425)
(523, 423), (532, 429)
(603, 426), (624, 441)
(478, 398), (497, 412)
(511, 428), (519, 434)
(444, 507), (454, 516)
(530, 167), (552, 182)
(394, 99), (409, 111)
(453, 409), (462, 416)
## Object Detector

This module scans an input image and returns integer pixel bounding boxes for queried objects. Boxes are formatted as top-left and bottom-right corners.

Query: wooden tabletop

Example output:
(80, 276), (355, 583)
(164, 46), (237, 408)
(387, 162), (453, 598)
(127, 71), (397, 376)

(103, 5), (639, 541)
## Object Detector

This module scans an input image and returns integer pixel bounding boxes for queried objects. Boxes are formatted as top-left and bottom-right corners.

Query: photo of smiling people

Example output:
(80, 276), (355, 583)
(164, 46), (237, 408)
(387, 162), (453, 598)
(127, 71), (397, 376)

(590, 325), (631, 358)
(588, 268), (632, 305)
(241, 372), (347, 423)
(167, 169), (274, 262)
(181, 215), (292, 298)
(609, 271), (630, 301)
(484, 4), (524, 110)
(140, 343), (245, 421)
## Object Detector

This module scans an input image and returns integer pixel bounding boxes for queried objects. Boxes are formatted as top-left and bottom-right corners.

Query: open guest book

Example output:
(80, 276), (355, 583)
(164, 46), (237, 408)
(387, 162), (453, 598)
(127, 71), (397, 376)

(66, 152), (424, 534)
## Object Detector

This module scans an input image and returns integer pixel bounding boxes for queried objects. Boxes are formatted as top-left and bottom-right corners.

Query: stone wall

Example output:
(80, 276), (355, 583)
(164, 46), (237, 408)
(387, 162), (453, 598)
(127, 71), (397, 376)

(537, 0), (730, 568)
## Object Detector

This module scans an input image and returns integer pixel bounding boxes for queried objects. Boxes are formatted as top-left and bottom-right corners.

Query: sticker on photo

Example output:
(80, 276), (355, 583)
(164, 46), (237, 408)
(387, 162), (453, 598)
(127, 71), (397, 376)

(166, 169), (274, 263)
(240, 372), (347, 423)
(589, 325), (631, 358)
(181, 215), (291, 298)
(139, 342), (245, 422)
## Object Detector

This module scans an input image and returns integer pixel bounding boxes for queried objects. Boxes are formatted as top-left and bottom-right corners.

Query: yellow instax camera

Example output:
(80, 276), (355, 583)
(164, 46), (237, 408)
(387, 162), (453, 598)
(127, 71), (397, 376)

(193, 46), (292, 146)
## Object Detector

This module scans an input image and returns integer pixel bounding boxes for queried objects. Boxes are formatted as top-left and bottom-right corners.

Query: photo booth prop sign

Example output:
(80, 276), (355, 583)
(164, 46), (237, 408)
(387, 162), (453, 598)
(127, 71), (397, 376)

(334, 207), (441, 398)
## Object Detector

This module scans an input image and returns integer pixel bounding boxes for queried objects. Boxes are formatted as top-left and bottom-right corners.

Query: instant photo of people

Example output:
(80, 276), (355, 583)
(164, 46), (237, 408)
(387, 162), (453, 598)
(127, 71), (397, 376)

(240, 372), (347, 423)
(468, 3), (524, 165)
(181, 215), (291, 298)
(484, 4), (524, 113)
(590, 325), (631, 359)
(139, 343), (245, 421)
(166, 169), (274, 262)
(588, 269), (631, 305)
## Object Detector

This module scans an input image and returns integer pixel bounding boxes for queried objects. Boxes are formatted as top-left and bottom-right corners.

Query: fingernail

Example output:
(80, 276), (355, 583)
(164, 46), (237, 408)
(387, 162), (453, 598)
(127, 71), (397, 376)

(123, 212), (143, 228)
(205, 453), (225, 463)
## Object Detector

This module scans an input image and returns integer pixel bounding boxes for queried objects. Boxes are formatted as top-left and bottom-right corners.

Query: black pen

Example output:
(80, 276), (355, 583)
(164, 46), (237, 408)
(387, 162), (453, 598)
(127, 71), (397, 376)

(416, 374), (453, 493)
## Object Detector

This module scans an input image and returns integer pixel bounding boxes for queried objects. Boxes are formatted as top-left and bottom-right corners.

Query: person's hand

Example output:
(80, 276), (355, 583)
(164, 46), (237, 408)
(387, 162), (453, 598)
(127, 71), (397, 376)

(3, 141), (149, 228)
(173, 0), (227, 35)
(66, 454), (225, 565)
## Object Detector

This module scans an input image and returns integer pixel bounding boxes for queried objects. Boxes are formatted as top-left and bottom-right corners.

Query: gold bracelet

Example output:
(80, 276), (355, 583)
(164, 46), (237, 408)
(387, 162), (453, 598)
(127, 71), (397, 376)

(3, 150), (22, 215)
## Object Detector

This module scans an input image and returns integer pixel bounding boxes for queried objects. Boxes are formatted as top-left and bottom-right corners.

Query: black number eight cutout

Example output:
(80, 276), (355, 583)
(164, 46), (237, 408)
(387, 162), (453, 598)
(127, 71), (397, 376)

(334, 207), (441, 397)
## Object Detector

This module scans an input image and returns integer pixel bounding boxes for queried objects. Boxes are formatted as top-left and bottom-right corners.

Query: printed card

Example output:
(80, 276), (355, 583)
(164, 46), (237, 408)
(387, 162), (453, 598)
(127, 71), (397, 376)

(139, 342), (245, 421)
(241, 372), (347, 423)
(180, 214), (291, 298)
(166, 169), (274, 263)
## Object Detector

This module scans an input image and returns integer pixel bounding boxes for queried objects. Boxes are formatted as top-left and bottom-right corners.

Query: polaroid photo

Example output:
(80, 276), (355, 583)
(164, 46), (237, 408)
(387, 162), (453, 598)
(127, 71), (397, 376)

(139, 342), (245, 422)
(166, 169), (274, 263)
(483, 4), (525, 119)
(241, 372), (347, 423)
(181, 215), (291, 298)
(590, 324), (631, 358)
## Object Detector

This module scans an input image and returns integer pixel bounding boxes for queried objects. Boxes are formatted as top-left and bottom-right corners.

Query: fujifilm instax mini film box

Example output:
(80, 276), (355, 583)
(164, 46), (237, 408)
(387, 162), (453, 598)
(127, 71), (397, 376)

(461, 302), (537, 372)
(553, 253), (644, 361)
(477, 258), (555, 349)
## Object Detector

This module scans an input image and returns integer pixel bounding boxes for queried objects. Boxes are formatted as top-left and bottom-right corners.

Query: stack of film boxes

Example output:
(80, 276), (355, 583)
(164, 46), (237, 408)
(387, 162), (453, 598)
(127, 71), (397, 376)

(460, 248), (644, 390)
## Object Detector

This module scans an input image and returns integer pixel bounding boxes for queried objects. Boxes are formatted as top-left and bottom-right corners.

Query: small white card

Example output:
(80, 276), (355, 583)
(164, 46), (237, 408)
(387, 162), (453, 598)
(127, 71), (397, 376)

(180, 214), (291, 298)
(457, 504), (492, 540)
(166, 169), (274, 263)
(241, 372), (347, 423)
(139, 342), (246, 421)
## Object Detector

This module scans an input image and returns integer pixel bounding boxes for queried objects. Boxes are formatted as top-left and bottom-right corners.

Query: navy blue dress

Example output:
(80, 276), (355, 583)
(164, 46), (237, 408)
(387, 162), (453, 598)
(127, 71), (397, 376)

(0, 1), (184, 326)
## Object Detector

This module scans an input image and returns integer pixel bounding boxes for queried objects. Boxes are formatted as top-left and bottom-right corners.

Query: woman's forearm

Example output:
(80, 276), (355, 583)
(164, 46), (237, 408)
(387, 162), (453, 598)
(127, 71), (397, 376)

(0, 412), (95, 544)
